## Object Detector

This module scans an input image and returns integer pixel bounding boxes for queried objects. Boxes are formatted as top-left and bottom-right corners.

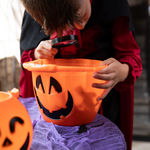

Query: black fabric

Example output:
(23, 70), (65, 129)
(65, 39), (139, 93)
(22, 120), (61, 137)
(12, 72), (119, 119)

(20, 11), (50, 55)
(102, 88), (120, 127)
(86, 0), (134, 31)
(84, 0), (134, 61)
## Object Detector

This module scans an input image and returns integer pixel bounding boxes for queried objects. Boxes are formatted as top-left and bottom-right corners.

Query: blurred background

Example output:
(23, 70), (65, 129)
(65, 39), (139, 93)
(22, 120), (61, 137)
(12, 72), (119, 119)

(0, 0), (150, 149)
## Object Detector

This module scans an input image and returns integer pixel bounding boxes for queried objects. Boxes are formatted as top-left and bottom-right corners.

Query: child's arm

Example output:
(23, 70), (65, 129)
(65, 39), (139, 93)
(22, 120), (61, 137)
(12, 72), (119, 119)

(92, 58), (129, 100)
(92, 16), (142, 100)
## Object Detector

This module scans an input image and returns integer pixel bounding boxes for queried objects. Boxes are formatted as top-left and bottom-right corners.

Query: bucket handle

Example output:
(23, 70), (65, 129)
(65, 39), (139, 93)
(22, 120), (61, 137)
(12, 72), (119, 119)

(8, 88), (20, 99)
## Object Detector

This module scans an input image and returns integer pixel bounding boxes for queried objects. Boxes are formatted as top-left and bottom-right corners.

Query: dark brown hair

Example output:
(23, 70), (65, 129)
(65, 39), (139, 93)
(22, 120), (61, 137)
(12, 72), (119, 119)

(21, 0), (83, 36)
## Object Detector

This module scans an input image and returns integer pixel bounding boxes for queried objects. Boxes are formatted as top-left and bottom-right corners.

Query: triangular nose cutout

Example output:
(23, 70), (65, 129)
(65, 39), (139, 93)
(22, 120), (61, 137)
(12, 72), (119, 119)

(50, 86), (57, 94)
(3, 137), (12, 147)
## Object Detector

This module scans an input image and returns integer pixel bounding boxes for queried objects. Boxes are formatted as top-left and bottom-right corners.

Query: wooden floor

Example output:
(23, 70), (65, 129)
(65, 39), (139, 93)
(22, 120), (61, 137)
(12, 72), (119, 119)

(133, 72), (150, 137)
(132, 141), (150, 150)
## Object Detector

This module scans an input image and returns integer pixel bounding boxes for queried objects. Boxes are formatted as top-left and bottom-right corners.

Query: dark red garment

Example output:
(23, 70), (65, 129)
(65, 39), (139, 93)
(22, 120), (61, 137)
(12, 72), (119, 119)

(20, 49), (35, 98)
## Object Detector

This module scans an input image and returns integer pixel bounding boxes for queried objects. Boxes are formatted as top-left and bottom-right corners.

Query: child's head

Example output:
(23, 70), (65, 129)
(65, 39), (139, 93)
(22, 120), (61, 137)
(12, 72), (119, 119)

(21, 0), (91, 36)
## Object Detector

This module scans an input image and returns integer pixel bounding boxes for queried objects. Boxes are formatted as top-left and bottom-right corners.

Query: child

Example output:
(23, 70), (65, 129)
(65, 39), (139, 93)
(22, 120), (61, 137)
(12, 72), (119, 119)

(20, 0), (142, 149)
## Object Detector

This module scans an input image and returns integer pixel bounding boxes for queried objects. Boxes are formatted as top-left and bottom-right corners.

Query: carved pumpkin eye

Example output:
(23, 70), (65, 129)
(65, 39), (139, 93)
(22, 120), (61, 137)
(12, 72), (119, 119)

(36, 75), (45, 93)
(36, 75), (62, 94)
(10, 117), (24, 133)
(49, 77), (62, 94)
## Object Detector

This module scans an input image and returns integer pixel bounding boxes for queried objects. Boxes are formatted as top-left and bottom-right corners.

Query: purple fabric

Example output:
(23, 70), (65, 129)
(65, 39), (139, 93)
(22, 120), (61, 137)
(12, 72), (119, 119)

(19, 97), (127, 150)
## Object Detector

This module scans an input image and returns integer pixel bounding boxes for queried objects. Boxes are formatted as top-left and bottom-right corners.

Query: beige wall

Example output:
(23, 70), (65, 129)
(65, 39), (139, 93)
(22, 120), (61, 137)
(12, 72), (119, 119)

(0, 0), (24, 62)
(0, 0), (24, 91)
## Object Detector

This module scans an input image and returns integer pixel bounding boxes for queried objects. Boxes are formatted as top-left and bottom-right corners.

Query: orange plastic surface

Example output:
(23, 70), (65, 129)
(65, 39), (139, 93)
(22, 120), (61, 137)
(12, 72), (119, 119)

(8, 88), (19, 99)
(0, 91), (33, 150)
(23, 58), (107, 126)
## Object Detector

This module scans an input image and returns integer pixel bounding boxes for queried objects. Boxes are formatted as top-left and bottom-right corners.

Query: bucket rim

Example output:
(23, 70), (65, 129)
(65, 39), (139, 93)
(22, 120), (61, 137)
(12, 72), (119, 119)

(23, 58), (106, 72)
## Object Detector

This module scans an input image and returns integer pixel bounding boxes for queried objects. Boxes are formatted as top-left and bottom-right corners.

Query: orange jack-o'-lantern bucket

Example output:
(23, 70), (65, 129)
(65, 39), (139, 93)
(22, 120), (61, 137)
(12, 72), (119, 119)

(0, 89), (33, 150)
(23, 58), (107, 126)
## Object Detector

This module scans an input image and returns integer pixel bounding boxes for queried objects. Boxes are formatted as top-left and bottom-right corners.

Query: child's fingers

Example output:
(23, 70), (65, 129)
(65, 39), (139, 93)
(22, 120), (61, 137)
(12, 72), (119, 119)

(38, 52), (55, 59)
(97, 89), (111, 101)
(39, 40), (58, 54)
(40, 40), (51, 49)
(36, 48), (52, 57)
(51, 48), (58, 54)
(96, 65), (114, 74)
(46, 40), (58, 54)
(93, 72), (115, 81)
(100, 57), (116, 66)
(92, 80), (113, 89)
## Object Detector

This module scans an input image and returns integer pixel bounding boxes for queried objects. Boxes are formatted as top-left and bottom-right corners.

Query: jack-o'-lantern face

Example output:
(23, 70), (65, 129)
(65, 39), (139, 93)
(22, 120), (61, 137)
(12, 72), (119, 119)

(24, 58), (106, 126)
(0, 92), (33, 150)
(34, 75), (73, 121)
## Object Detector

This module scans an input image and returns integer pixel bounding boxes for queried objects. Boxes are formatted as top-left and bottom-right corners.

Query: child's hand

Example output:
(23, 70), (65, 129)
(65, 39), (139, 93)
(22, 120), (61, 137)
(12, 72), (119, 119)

(92, 57), (129, 100)
(34, 40), (58, 59)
